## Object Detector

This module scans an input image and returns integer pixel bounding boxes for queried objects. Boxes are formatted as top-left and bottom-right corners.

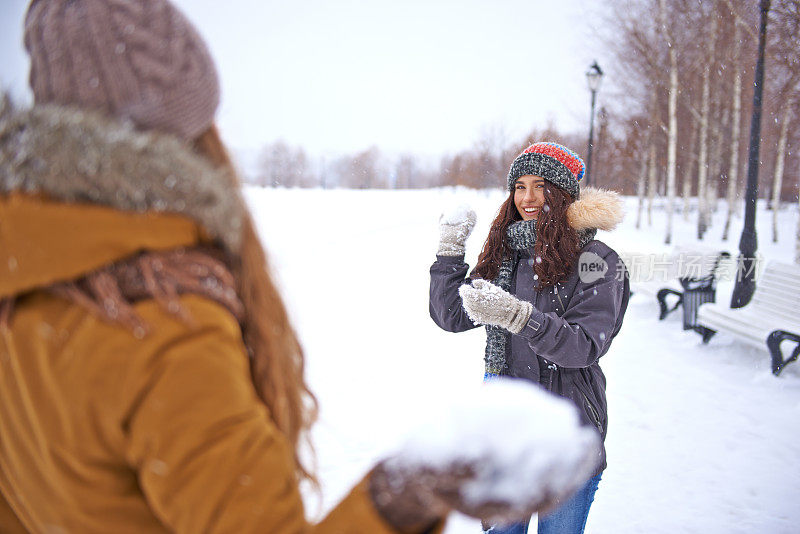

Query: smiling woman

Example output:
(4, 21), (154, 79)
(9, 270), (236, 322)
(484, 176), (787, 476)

(429, 142), (630, 534)
(514, 176), (546, 221)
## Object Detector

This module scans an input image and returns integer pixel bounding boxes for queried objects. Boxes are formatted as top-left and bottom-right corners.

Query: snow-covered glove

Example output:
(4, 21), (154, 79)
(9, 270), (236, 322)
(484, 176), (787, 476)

(369, 379), (601, 529)
(438, 206), (477, 256)
(459, 279), (533, 334)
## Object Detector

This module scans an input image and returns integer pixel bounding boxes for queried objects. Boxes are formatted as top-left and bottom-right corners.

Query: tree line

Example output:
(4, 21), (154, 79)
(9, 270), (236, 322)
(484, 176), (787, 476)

(600, 0), (799, 244)
(250, 0), (799, 247)
(252, 123), (600, 191)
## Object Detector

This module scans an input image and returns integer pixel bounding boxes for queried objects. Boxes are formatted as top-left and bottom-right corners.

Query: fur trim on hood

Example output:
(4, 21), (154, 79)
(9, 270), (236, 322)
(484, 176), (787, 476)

(567, 187), (625, 232)
(0, 94), (245, 254)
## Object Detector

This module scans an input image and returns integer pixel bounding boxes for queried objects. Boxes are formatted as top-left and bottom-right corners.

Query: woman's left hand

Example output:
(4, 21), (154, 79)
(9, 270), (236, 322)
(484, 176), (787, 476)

(459, 279), (533, 334)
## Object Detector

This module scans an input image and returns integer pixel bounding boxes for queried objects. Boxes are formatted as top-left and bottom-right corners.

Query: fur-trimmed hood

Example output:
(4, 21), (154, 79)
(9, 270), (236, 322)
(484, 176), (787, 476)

(0, 94), (245, 254)
(0, 95), (247, 299)
(567, 187), (625, 232)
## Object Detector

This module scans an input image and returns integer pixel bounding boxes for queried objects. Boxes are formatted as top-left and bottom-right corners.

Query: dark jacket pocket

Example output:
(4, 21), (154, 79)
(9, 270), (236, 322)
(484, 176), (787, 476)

(580, 390), (603, 434)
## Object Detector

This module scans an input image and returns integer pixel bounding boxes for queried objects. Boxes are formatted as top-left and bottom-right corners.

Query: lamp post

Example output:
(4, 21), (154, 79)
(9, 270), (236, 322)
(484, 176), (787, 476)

(731, 0), (770, 308)
(585, 61), (604, 187)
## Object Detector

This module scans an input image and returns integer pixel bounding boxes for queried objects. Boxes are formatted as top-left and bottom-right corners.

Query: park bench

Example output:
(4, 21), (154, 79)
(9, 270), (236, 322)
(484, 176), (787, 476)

(622, 246), (733, 331)
(696, 260), (800, 376)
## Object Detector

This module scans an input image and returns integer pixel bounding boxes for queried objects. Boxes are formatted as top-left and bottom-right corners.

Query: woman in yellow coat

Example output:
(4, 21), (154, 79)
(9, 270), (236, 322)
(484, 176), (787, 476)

(0, 1), (598, 532)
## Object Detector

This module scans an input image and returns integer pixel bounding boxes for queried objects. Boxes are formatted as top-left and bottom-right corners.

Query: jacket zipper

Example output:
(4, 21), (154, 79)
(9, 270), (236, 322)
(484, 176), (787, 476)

(545, 362), (557, 390)
(554, 285), (566, 313)
(580, 391), (603, 434)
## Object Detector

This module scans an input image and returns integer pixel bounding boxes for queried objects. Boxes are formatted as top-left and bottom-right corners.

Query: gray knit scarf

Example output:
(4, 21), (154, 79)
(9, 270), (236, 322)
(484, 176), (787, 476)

(483, 220), (596, 380)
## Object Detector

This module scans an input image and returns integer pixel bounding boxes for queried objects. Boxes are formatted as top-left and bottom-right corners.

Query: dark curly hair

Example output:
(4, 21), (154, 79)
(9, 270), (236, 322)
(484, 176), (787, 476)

(472, 184), (580, 289)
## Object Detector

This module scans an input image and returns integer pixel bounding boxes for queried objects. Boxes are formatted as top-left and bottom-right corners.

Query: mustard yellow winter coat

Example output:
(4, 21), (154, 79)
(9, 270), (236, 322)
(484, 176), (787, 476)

(0, 99), (443, 532)
(0, 193), (418, 533)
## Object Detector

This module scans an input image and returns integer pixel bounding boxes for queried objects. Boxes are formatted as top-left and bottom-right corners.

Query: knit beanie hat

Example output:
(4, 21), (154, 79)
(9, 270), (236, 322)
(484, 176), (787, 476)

(506, 142), (585, 198)
(24, 0), (220, 141)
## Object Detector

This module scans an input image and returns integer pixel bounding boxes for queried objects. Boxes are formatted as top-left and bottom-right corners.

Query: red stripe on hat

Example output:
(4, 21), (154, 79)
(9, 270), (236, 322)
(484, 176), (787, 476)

(522, 142), (584, 180)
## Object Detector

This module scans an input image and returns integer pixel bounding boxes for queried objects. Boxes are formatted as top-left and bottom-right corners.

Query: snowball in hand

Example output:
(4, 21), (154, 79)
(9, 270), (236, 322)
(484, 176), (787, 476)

(437, 204), (477, 256)
(439, 204), (477, 227)
(388, 379), (600, 517)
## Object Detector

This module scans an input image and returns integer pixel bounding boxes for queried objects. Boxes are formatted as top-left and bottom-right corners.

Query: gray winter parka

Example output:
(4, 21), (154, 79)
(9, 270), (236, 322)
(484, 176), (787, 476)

(429, 196), (629, 476)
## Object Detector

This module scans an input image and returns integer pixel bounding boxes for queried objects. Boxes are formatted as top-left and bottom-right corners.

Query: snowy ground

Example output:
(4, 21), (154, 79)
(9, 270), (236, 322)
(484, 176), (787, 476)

(246, 186), (800, 534)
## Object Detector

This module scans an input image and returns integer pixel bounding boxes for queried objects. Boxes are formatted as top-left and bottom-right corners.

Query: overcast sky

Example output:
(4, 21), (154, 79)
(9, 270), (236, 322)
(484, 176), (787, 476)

(1, 0), (604, 162)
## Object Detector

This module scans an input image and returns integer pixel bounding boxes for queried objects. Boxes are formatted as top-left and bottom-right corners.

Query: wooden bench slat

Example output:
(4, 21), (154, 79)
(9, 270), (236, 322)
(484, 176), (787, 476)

(751, 284), (800, 300)
(698, 306), (775, 331)
(760, 272), (800, 287)
(699, 307), (800, 334)
(758, 269), (800, 284)
(749, 297), (800, 317)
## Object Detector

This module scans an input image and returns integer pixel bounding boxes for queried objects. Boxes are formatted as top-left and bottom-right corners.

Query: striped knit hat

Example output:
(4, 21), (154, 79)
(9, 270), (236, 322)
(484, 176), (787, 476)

(506, 142), (585, 198)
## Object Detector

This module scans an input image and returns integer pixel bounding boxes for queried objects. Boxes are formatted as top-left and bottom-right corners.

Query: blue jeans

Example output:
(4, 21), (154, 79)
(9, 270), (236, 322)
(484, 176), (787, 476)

(484, 473), (601, 534)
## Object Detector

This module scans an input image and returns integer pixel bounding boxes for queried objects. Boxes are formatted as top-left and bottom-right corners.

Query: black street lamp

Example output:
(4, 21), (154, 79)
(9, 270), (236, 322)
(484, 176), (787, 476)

(731, 0), (770, 308)
(585, 61), (604, 187)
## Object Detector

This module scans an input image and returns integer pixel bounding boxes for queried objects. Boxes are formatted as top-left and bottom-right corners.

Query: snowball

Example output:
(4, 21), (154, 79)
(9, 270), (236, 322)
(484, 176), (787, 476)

(440, 204), (476, 225)
(387, 379), (600, 511)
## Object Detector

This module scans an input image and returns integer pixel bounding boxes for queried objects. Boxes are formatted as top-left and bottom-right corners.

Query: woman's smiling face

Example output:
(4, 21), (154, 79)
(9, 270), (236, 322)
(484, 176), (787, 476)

(513, 175), (546, 221)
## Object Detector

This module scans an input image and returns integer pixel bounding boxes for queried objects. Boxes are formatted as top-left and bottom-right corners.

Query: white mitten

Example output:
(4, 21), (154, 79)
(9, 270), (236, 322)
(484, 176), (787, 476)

(438, 206), (477, 256)
(459, 279), (533, 334)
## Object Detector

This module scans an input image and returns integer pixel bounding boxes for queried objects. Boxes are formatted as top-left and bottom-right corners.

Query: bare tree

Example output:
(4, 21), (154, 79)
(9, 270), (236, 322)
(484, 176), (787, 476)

(722, 18), (744, 241)
(395, 154), (420, 189)
(635, 120), (650, 229)
(771, 104), (792, 242)
(767, 1), (800, 240)
(439, 153), (469, 188)
(659, 0), (679, 244)
(258, 140), (289, 187)
(707, 103), (728, 217)
(647, 140), (658, 227)
(474, 123), (508, 188)
(335, 146), (387, 189)
(257, 140), (315, 188)
(790, 161), (800, 266)
(681, 119), (698, 221)
(695, 4), (719, 240)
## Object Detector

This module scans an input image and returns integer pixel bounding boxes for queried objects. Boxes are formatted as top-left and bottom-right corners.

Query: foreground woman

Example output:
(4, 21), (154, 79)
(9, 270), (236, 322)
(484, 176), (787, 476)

(430, 143), (630, 533)
(0, 2), (597, 532)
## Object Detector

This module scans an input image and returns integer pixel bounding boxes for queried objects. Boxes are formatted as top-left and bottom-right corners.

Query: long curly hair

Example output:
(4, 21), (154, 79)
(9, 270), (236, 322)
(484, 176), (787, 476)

(472, 184), (580, 289)
(193, 125), (318, 486)
(0, 125), (319, 488)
